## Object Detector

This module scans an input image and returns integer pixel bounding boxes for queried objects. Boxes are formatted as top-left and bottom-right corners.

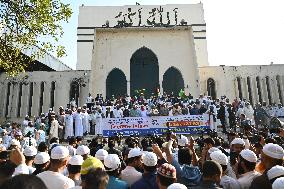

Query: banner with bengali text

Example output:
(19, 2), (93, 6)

(102, 115), (210, 136)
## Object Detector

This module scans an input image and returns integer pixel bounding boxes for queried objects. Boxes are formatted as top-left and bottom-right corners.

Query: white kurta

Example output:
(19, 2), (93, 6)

(49, 120), (59, 140)
(74, 112), (83, 137)
(64, 114), (74, 139)
(82, 112), (90, 133)
(95, 113), (103, 135)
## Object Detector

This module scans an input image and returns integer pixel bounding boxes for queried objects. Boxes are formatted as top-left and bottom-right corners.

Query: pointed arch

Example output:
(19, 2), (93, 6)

(162, 67), (184, 96)
(207, 78), (216, 99)
(106, 68), (127, 98)
(130, 47), (159, 97)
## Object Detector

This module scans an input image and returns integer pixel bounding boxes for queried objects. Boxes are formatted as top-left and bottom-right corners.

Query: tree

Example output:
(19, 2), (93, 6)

(0, 0), (72, 75)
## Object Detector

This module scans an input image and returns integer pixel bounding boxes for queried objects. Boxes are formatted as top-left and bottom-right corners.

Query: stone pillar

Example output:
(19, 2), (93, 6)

(43, 82), (51, 113)
(280, 76), (284, 104)
(21, 84), (29, 118)
(127, 81), (130, 96)
(261, 77), (268, 104)
(241, 78), (248, 101)
(9, 83), (19, 118)
(270, 76), (279, 104)
(0, 81), (6, 118)
(32, 82), (40, 117)
(251, 77), (258, 105)
(79, 85), (89, 107)
(54, 81), (69, 110)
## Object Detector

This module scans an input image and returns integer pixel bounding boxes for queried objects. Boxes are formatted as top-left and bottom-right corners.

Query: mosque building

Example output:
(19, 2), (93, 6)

(0, 3), (283, 121)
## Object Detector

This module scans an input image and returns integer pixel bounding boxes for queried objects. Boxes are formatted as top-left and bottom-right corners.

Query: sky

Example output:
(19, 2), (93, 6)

(58, 0), (284, 69)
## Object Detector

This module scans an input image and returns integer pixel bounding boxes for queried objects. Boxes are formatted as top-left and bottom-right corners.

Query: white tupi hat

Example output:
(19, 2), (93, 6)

(76, 145), (90, 156)
(51, 146), (69, 159)
(104, 154), (121, 171)
(95, 149), (108, 161)
(167, 183), (187, 189)
(128, 148), (142, 159)
(231, 138), (245, 146)
(263, 143), (284, 160)
(23, 146), (37, 157)
(68, 155), (84, 166)
(210, 151), (228, 165)
(240, 149), (258, 163)
(272, 177), (284, 189)
(143, 152), (158, 167)
(268, 165), (284, 181)
(34, 152), (50, 164)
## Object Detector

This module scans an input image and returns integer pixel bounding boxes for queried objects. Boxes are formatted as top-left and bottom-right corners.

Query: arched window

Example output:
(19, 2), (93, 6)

(276, 75), (283, 104)
(162, 67), (184, 96)
(5, 82), (11, 117)
(256, 76), (262, 103)
(106, 68), (127, 98)
(247, 77), (253, 103)
(39, 82), (44, 114)
(266, 76), (272, 105)
(50, 81), (56, 109)
(207, 78), (216, 99)
(17, 83), (23, 117)
(70, 80), (80, 106)
(130, 47), (159, 97)
(28, 82), (33, 116)
(237, 77), (243, 100)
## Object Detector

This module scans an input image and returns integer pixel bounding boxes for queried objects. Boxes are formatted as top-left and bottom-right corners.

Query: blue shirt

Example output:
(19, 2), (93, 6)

(106, 176), (128, 189)
(131, 172), (159, 189)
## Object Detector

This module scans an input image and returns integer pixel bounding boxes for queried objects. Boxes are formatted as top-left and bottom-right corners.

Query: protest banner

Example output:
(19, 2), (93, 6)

(102, 115), (210, 136)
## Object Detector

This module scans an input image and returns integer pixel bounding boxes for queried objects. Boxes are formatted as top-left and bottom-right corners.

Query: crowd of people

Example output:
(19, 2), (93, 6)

(1, 92), (284, 189)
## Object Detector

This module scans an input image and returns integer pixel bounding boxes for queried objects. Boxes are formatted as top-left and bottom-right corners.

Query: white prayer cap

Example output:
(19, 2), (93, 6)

(210, 151), (228, 165)
(34, 152), (50, 164)
(208, 147), (221, 154)
(51, 146), (69, 159)
(104, 154), (121, 171)
(95, 149), (108, 161)
(10, 139), (20, 147)
(143, 152), (158, 167)
(268, 166), (284, 181)
(23, 146), (37, 156)
(178, 135), (188, 147)
(240, 149), (258, 163)
(128, 148), (142, 159)
(76, 145), (90, 156)
(167, 183), (187, 189)
(263, 143), (284, 160)
(68, 155), (84, 166)
(273, 177), (284, 189)
(231, 138), (245, 146)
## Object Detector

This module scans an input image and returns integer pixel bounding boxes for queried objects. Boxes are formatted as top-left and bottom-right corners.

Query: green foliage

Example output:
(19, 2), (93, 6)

(0, 0), (72, 75)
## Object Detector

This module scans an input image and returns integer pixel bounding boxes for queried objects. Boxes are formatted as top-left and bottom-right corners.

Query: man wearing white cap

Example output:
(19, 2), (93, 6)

(23, 146), (37, 174)
(37, 146), (75, 189)
(272, 177), (284, 189)
(267, 165), (284, 185)
(228, 138), (245, 179)
(121, 148), (143, 186)
(73, 108), (83, 137)
(95, 149), (108, 164)
(210, 151), (240, 189)
(33, 152), (50, 175)
(104, 154), (128, 189)
(250, 143), (284, 189)
(67, 155), (84, 186)
(167, 183), (187, 189)
(76, 145), (90, 160)
(132, 152), (159, 189)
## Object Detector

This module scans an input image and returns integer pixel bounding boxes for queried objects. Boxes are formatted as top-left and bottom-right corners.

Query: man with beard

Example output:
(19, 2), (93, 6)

(250, 143), (284, 189)
(237, 149), (260, 189)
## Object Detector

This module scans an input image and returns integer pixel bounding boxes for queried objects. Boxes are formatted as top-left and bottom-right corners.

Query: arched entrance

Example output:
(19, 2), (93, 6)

(162, 67), (184, 96)
(207, 78), (216, 99)
(106, 68), (127, 98)
(130, 47), (159, 97)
